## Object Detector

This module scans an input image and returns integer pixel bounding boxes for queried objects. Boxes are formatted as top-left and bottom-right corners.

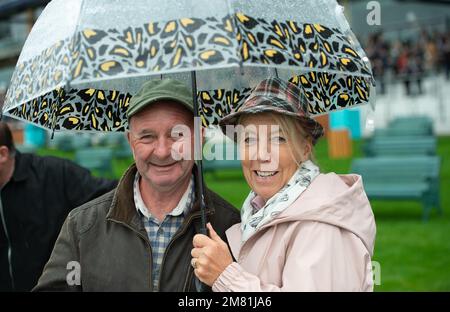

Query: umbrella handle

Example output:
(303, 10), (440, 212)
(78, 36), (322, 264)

(197, 176), (208, 235)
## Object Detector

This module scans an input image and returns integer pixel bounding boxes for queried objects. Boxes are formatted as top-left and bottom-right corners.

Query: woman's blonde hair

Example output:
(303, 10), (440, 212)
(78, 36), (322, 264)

(238, 112), (316, 167)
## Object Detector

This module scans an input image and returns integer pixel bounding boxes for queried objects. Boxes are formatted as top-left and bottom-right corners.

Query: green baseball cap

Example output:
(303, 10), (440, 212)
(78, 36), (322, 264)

(127, 79), (194, 120)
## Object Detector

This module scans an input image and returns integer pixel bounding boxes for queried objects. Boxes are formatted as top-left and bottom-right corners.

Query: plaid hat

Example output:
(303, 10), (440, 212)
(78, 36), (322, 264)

(219, 77), (324, 145)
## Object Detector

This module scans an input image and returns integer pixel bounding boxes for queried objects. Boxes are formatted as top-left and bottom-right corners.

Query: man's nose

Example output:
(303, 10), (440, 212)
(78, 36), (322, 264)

(153, 137), (172, 159)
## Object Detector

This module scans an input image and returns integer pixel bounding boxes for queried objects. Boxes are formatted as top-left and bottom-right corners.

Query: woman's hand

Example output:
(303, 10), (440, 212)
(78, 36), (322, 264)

(191, 223), (233, 286)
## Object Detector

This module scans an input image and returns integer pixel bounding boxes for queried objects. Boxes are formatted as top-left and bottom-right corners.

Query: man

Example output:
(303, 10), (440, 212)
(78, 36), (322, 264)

(34, 79), (240, 291)
(0, 122), (117, 291)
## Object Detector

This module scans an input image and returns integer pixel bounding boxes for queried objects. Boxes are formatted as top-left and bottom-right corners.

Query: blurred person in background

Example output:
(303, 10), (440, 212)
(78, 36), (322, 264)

(424, 32), (439, 73)
(0, 121), (117, 291)
(367, 32), (389, 95)
(441, 32), (450, 80)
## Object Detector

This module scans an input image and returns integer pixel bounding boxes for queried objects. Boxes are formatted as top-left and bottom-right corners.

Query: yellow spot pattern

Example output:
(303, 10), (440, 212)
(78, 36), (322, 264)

(180, 18), (195, 28)
(113, 47), (130, 56)
(200, 50), (216, 60)
(165, 21), (176, 33)
(68, 117), (79, 125)
(83, 29), (97, 39)
(213, 36), (230, 46)
(100, 61), (117, 72)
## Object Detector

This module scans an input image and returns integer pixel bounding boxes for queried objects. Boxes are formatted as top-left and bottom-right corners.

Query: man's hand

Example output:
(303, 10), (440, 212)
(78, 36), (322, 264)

(191, 223), (233, 286)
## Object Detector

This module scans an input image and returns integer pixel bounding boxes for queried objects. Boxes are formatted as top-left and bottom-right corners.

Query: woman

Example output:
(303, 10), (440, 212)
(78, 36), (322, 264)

(191, 78), (376, 291)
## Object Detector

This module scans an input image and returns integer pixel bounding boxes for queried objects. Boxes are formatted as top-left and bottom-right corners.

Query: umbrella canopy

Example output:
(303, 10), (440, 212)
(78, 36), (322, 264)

(2, 0), (374, 131)
(1, 1), (375, 291)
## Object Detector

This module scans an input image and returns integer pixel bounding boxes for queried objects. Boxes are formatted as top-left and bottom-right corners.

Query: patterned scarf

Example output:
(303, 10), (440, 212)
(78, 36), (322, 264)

(240, 160), (320, 243)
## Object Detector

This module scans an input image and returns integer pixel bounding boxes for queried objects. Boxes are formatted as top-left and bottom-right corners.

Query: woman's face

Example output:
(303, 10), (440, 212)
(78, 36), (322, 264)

(239, 114), (306, 202)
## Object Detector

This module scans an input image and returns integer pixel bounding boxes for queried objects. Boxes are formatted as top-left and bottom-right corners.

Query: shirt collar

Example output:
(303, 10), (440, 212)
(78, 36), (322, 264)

(133, 172), (194, 220)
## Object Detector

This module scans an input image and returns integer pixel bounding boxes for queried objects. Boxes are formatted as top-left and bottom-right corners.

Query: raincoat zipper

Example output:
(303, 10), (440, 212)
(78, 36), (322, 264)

(0, 190), (15, 291)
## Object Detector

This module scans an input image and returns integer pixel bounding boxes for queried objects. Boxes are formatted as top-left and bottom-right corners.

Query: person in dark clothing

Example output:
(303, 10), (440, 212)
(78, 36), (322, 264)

(34, 79), (240, 292)
(0, 121), (117, 291)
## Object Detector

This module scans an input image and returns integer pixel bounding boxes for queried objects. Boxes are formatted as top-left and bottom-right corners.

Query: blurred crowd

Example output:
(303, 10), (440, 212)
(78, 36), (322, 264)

(364, 29), (450, 95)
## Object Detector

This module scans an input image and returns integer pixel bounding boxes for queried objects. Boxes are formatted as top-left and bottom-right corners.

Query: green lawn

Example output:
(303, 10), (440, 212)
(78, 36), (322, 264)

(36, 136), (450, 291)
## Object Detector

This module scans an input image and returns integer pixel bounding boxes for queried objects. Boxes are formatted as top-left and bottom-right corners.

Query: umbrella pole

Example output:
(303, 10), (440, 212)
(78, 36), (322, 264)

(191, 71), (207, 235)
(50, 87), (64, 139)
(191, 71), (207, 292)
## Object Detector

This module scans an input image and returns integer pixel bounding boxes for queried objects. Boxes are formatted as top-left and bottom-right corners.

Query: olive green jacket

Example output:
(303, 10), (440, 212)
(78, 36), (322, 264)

(33, 164), (240, 291)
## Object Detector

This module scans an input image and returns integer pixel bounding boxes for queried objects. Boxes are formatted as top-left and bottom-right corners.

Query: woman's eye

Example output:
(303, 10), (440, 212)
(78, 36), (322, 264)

(272, 136), (286, 144)
(244, 137), (256, 144)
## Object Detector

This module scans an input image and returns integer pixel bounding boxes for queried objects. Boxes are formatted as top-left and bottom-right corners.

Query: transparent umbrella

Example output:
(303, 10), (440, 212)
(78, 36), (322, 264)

(1, 0), (375, 269)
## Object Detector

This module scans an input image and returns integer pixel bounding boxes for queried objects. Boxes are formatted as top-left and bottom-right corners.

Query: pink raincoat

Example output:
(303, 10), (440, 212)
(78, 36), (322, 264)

(213, 173), (376, 292)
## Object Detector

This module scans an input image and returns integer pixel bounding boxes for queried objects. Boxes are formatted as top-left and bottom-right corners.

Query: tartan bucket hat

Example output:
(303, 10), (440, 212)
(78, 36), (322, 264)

(219, 77), (324, 145)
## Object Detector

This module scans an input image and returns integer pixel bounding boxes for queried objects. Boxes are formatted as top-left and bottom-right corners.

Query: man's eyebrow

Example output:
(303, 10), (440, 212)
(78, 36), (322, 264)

(137, 129), (155, 136)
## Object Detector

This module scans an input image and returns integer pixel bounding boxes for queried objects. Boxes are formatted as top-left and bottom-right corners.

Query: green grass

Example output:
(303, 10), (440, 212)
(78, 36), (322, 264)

(36, 136), (450, 291)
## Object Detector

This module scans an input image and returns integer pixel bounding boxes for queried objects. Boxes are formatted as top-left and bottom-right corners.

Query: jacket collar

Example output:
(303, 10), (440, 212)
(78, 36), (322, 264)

(11, 151), (28, 183)
(106, 163), (214, 229)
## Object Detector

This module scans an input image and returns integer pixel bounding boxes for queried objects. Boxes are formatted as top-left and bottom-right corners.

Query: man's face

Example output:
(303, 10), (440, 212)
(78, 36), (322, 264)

(127, 101), (195, 191)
